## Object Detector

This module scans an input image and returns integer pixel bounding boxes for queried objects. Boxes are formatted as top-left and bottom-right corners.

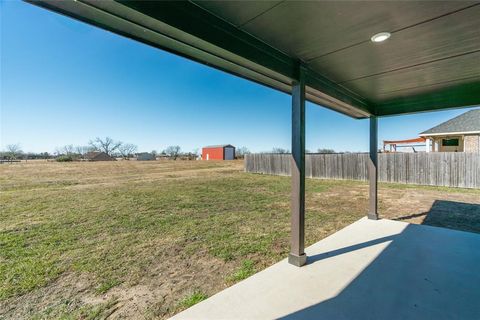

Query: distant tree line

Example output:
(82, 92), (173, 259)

(2, 138), (251, 162)
(2, 140), (342, 162)
(267, 147), (336, 154)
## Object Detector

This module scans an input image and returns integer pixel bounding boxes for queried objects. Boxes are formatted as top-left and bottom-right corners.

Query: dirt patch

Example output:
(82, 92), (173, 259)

(0, 245), (235, 319)
(380, 187), (480, 232)
(0, 272), (94, 318)
(84, 247), (235, 319)
(315, 180), (480, 233)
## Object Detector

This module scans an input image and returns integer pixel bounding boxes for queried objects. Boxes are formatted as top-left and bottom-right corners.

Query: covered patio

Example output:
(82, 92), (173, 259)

(28, 0), (480, 318)
(172, 218), (480, 319)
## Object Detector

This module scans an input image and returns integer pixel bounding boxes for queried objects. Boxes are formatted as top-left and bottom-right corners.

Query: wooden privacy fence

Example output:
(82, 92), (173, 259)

(245, 153), (480, 189)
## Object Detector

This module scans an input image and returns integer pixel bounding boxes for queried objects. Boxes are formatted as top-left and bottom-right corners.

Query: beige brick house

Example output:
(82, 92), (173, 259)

(420, 109), (480, 153)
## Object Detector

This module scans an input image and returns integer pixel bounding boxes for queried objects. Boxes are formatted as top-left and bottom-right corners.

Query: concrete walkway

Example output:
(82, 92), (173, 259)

(171, 218), (480, 319)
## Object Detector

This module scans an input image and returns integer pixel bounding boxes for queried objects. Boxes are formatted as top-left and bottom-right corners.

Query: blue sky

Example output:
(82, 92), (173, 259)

(1, 1), (478, 154)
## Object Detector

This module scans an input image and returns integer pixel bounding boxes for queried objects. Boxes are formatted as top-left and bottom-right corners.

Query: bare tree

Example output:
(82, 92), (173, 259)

(89, 137), (122, 156)
(164, 145), (181, 160)
(75, 145), (93, 157)
(317, 148), (335, 154)
(63, 144), (75, 155)
(272, 147), (288, 154)
(236, 146), (250, 159)
(54, 145), (76, 157)
(6, 144), (22, 159)
(118, 143), (138, 159)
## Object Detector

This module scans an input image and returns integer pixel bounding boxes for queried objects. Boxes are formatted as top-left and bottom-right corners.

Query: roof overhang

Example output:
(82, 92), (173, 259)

(26, 1), (480, 119)
(383, 137), (426, 145)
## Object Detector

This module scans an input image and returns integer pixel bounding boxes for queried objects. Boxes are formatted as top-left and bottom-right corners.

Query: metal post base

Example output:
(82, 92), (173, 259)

(367, 213), (379, 220)
(288, 253), (307, 267)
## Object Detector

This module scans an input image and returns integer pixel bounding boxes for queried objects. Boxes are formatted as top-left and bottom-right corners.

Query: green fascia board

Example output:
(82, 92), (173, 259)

(26, 0), (373, 118)
(116, 0), (296, 78)
(376, 81), (480, 117)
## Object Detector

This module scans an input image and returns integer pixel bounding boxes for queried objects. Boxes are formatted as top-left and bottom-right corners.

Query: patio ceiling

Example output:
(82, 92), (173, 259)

(28, 1), (480, 118)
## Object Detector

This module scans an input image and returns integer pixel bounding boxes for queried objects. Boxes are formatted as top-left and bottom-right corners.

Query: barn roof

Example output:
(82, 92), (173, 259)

(420, 109), (480, 135)
(28, 1), (480, 118)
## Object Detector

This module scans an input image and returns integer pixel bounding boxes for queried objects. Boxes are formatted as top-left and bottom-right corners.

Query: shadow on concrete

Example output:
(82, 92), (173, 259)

(394, 200), (480, 234)
(279, 222), (480, 319)
(306, 234), (397, 264)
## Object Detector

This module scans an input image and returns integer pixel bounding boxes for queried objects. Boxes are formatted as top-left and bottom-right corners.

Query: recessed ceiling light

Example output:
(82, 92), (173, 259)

(371, 32), (391, 43)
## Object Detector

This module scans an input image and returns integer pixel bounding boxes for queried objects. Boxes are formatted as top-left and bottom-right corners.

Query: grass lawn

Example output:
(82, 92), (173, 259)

(1, 160), (479, 319)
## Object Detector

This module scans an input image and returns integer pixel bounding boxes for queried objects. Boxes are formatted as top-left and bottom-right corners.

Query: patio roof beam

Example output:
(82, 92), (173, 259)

(289, 64), (307, 267)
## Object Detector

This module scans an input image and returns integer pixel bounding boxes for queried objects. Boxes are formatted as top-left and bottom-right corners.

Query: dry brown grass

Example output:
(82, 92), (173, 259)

(1, 160), (479, 319)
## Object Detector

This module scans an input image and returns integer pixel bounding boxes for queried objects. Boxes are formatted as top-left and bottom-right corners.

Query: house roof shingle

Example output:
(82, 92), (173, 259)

(420, 109), (480, 135)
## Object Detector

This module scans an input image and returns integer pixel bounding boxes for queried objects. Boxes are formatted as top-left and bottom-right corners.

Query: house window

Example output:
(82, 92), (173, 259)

(442, 138), (459, 146)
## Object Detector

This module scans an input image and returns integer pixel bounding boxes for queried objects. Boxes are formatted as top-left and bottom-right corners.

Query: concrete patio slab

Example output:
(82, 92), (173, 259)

(171, 217), (480, 320)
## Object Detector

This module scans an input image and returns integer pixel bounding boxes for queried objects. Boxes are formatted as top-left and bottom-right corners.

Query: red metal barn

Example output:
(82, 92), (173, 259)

(202, 145), (235, 160)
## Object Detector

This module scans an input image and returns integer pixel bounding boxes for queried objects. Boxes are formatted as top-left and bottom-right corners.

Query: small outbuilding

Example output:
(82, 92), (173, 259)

(202, 145), (235, 160)
(136, 152), (156, 161)
(84, 151), (115, 161)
